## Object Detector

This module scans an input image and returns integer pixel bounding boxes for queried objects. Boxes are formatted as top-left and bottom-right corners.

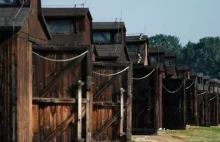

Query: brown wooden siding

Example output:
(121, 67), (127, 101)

(20, 0), (48, 44)
(84, 15), (92, 45)
(197, 92), (210, 127)
(210, 93), (218, 126)
(162, 79), (186, 129)
(132, 66), (159, 134)
(158, 71), (164, 128)
(186, 79), (198, 125)
(0, 36), (33, 142)
(92, 62), (132, 141)
(32, 47), (92, 142)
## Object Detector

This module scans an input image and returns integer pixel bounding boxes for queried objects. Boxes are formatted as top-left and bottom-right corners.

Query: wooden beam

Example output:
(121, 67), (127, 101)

(120, 88), (125, 136)
(37, 54), (85, 97)
(93, 62), (130, 68)
(93, 102), (120, 107)
(32, 97), (87, 104)
(33, 45), (90, 52)
(44, 105), (86, 142)
(126, 63), (133, 141)
(183, 79), (186, 128)
(85, 47), (93, 142)
(154, 68), (159, 133)
(77, 80), (84, 141)
(194, 77), (199, 125)
(92, 111), (121, 139)
(93, 73), (121, 99)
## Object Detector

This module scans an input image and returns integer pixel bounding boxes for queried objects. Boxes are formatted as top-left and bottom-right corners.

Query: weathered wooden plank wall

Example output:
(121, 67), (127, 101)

(186, 79), (198, 125)
(197, 92), (210, 127)
(92, 62), (132, 142)
(132, 66), (159, 135)
(0, 36), (33, 142)
(32, 47), (92, 142)
(210, 93), (218, 126)
(162, 78), (186, 129)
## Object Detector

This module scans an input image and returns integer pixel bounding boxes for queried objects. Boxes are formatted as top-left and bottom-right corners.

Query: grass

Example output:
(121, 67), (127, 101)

(165, 125), (220, 142)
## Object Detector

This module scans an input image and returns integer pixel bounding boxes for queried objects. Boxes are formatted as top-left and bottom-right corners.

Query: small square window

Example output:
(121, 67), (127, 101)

(0, 0), (14, 4)
(149, 55), (157, 64)
(127, 44), (137, 53)
(93, 32), (112, 43)
(47, 20), (73, 33)
(178, 72), (183, 78)
(165, 59), (173, 66)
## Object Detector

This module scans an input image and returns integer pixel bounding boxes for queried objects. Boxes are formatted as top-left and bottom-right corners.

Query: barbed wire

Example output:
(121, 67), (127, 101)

(186, 80), (195, 90)
(162, 81), (184, 94)
(132, 69), (155, 80)
(93, 66), (129, 77)
(32, 50), (88, 62)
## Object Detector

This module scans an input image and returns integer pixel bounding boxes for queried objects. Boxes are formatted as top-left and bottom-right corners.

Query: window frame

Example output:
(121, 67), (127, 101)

(0, 0), (15, 5)
(0, 0), (30, 6)
(93, 31), (113, 43)
(47, 19), (74, 34)
(127, 44), (137, 53)
(149, 55), (157, 64)
(165, 59), (173, 66)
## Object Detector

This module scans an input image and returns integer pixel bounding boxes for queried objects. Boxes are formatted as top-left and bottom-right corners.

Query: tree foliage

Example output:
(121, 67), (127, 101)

(149, 34), (220, 78)
(149, 34), (184, 62)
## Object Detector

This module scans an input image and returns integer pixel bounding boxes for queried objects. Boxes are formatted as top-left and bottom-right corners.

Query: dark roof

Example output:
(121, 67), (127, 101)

(210, 79), (218, 83)
(149, 47), (165, 54)
(203, 75), (210, 80)
(126, 35), (148, 43)
(165, 52), (176, 57)
(197, 73), (204, 77)
(47, 33), (85, 45)
(0, 8), (31, 30)
(165, 65), (177, 76)
(190, 72), (197, 77)
(94, 44), (122, 58)
(42, 8), (92, 20)
(39, 13), (52, 40)
(177, 65), (189, 71)
(93, 22), (126, 31)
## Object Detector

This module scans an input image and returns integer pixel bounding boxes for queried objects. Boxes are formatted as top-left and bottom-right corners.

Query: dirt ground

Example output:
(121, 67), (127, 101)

(132, 131), (184, 142)
(132, 125), (220, 142)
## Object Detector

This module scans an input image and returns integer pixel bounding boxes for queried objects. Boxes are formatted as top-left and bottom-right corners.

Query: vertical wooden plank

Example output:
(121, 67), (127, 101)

(120, 88), (124, 136)
(86, 46), (93, 141)
(126, 63), (132, 142)
(183, 79), (186, 128)
(16, 37), (32, 142)
(154, 68), (159, 133)
(194, 77), (198, 125)
(159, 72), (163, 128)
(217, 93), (219, 125)
(78, 80), (83, 141)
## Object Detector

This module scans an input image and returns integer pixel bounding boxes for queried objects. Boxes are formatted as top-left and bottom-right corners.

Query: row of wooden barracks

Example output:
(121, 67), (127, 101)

(0, 1), (219, 141)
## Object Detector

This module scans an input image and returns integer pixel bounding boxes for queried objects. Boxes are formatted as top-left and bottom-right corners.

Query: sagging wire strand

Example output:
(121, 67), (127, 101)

(185, 80), (195, 90)
(197, 91), (206, 96)
(162, 80), (185, 94)
(132, 69), (155, 80)
(32, 50), (88, 62)
(210, 95), (218, 101)
(13, 0), (25, 34)
(93, 66), (129, 77)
